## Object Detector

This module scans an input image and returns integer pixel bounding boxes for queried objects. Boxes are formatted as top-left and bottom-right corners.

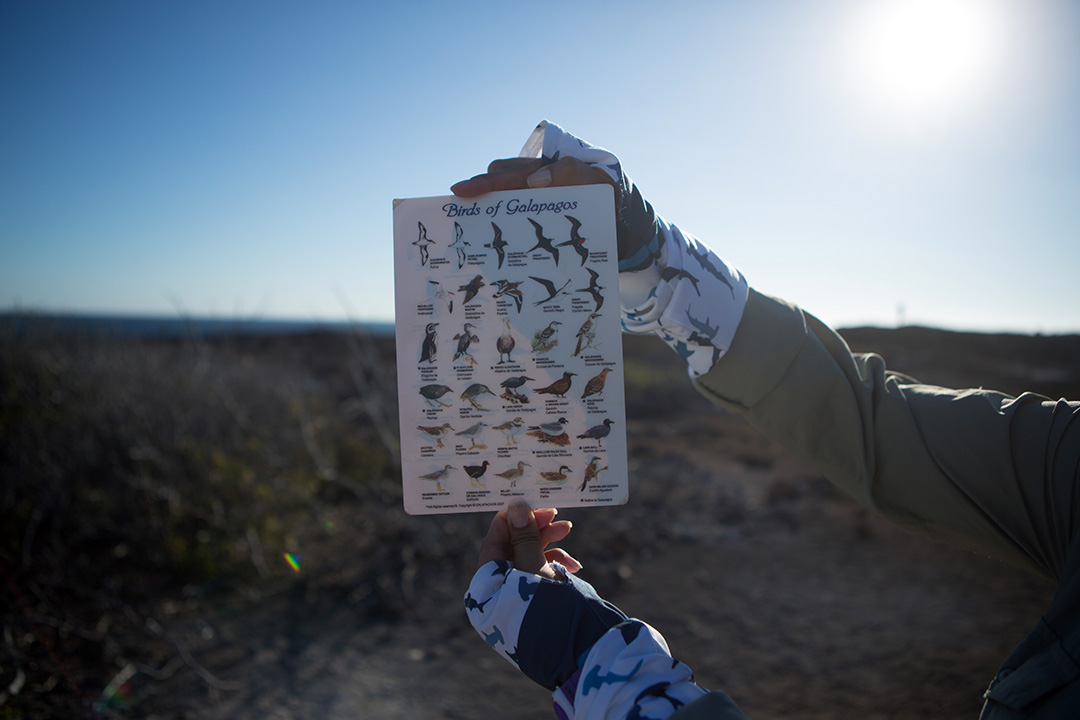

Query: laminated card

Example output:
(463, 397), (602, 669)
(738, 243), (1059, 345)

(393, 184), (628, 515)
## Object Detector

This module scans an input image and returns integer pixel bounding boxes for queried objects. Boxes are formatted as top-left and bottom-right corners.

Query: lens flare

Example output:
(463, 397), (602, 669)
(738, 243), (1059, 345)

(283, 553), (302, 572)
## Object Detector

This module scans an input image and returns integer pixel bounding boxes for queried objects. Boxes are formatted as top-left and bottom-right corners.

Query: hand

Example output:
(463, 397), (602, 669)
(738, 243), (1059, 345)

(477, 502), (583, 580)
(451, 157), (614, 199)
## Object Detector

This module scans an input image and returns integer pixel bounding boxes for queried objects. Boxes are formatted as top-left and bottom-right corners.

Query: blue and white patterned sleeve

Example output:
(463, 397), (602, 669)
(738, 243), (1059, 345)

(465, 560), (708, 719)
(519, 121), (750, 379)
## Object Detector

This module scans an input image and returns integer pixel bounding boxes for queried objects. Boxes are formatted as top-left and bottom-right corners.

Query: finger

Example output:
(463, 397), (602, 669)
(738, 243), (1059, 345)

(539, 520), (572, 546)
(450, 158), (542, 198)
(544, 548), (583, 574)
(533, 507), (558, 529)
(476, 510), (511, 568)
(506, 502), (548, 575)
(524, 156), (614, 191)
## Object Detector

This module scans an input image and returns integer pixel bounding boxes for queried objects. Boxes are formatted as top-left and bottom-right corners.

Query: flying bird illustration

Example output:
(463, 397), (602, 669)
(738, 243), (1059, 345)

(493, 417), (526, 446)
(419, 384), (454, 408)
(463, 460), (490, 488)
(427, 280), (454, 313)
(496, 318), (515, 364)
(420, 322), (438, 364)
(413, 221), (435, 265)
(483, 222), (507, 268)
(455, 422), (489, 450)
(453, 323), (479, 364)
(576, 267), (605, 311)
(580, 456), (608, 491)
(417, 422), (455, 447)
(499, 375), (533, 403)
(582, 368), (612, 399)
(531, 320), (562, 354)
(458, 275), (486, 305)
(534, 371), (575, 398)
(573, 312), (600, 356)
(529, 275), (572, 306)
(419, 464), (455, 492)
(577, 418), (614, 447)
(460, 383), (496, 410)
(556, 215), (589, 265)
(494, 461), (530, 488)
(449, 221), (470, 269)
(525, 218), (559, 264)
(491, 279), (524, 313)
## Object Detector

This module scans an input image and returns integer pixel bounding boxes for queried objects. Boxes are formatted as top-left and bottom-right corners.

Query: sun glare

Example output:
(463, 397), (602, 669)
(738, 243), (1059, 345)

(843, 0), (1005, 132)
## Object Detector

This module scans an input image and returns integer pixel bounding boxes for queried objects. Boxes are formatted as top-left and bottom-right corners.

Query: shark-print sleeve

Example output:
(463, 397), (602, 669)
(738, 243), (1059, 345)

(552, 620), (713, 720)
(465, 561), (722, 719)
(520, 120), (750, 379)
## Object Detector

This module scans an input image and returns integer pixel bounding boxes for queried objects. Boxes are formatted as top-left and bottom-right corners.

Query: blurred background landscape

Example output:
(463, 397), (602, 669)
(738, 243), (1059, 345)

(3, 1), (1078, 716)
(2, 317), (1076, 718)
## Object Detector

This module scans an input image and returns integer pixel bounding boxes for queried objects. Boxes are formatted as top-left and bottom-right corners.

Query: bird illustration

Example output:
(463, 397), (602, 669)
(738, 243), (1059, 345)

(577, 418), (614, 447)
(455, 421), (489, 450)
(419, 384), (454, 407)
(573, 313), (600, 356)
(496, 318), (515, 364)
(535, 371), (575, 398)
(417, 422), (455, 447)
(419, 322), (438, 364)
(413, 221), (435, 265)
(525, 218), (559, 264)
(531, 320), (562, 354)
(458, 275), (486, 306)
(499, 375), (533, 403)
(580, 456), (608, 491)
(538, 465), (572, 484)
(582, 368), (612, 399)
(556, 215), (589, 265)
(460, 383), (496, 410)
(483, 222), (507, 268)
(427, 280), (454, 313)
(491, 279), (525, 313)
(453, 323), (479, 364)
(463, 460), (490, 488)
(529, 275), (572, 306)
(527, 417), (570, 445)
(576, 267), (605, 311)
(450, 222), (470, 268)
(419, 465), (455, 492)
(493, 417), (526, 446)
(494, 461), (530, 488)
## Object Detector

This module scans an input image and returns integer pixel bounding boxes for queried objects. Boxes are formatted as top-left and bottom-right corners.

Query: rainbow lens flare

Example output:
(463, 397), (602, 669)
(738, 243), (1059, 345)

(283, 553), (302, 572)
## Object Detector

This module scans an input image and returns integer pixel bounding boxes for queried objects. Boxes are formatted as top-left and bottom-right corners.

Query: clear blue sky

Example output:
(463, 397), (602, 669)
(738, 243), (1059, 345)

(3, 0), (1078, 333)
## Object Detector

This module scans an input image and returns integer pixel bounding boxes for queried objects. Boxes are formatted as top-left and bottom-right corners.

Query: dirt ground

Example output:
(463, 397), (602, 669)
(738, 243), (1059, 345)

(127, 328), (1072, 720)
(5, 325), (1074, 719)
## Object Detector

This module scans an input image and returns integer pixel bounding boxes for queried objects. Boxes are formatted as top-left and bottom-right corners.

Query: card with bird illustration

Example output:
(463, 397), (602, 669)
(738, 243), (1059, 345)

(393, 185), (628, 515)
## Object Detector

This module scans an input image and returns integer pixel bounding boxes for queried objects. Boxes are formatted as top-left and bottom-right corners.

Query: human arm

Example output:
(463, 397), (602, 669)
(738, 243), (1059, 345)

(466, 503), (749, 719)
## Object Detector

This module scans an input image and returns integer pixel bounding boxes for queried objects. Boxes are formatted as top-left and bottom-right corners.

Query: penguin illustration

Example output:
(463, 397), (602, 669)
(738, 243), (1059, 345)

(420, 322), (438, 364)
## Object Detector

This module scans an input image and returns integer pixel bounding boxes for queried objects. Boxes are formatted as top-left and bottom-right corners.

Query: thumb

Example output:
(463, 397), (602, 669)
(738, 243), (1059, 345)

(506, 502), (549, 575)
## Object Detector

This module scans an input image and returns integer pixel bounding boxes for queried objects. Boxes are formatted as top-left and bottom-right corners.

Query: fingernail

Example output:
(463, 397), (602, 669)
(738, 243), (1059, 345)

(509, 503), (531, 529)
(527, 168), (552, 188)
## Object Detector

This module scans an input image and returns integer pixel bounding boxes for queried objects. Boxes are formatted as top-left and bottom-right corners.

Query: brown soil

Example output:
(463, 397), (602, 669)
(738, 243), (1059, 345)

(4, 326), (1075, 719)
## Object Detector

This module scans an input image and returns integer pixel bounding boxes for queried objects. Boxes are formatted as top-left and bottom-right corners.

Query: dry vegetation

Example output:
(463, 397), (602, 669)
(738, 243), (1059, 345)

(1, 323), (1077, 718)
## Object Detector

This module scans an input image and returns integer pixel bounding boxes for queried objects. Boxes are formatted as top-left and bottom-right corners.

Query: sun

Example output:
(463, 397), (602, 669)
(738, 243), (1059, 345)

(842, 0), (1005, 131)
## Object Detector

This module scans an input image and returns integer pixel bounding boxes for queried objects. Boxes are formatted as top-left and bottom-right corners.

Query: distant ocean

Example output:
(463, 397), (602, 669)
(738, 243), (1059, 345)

(0, 312), (395, 339)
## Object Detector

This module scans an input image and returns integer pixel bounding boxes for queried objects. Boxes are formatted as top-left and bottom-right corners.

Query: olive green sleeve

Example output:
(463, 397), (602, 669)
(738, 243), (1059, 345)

(694, 289), (1080, 580)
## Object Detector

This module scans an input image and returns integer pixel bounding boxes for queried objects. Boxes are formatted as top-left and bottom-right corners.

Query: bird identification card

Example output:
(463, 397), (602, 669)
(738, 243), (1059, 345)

(393, 184), (628, 515)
